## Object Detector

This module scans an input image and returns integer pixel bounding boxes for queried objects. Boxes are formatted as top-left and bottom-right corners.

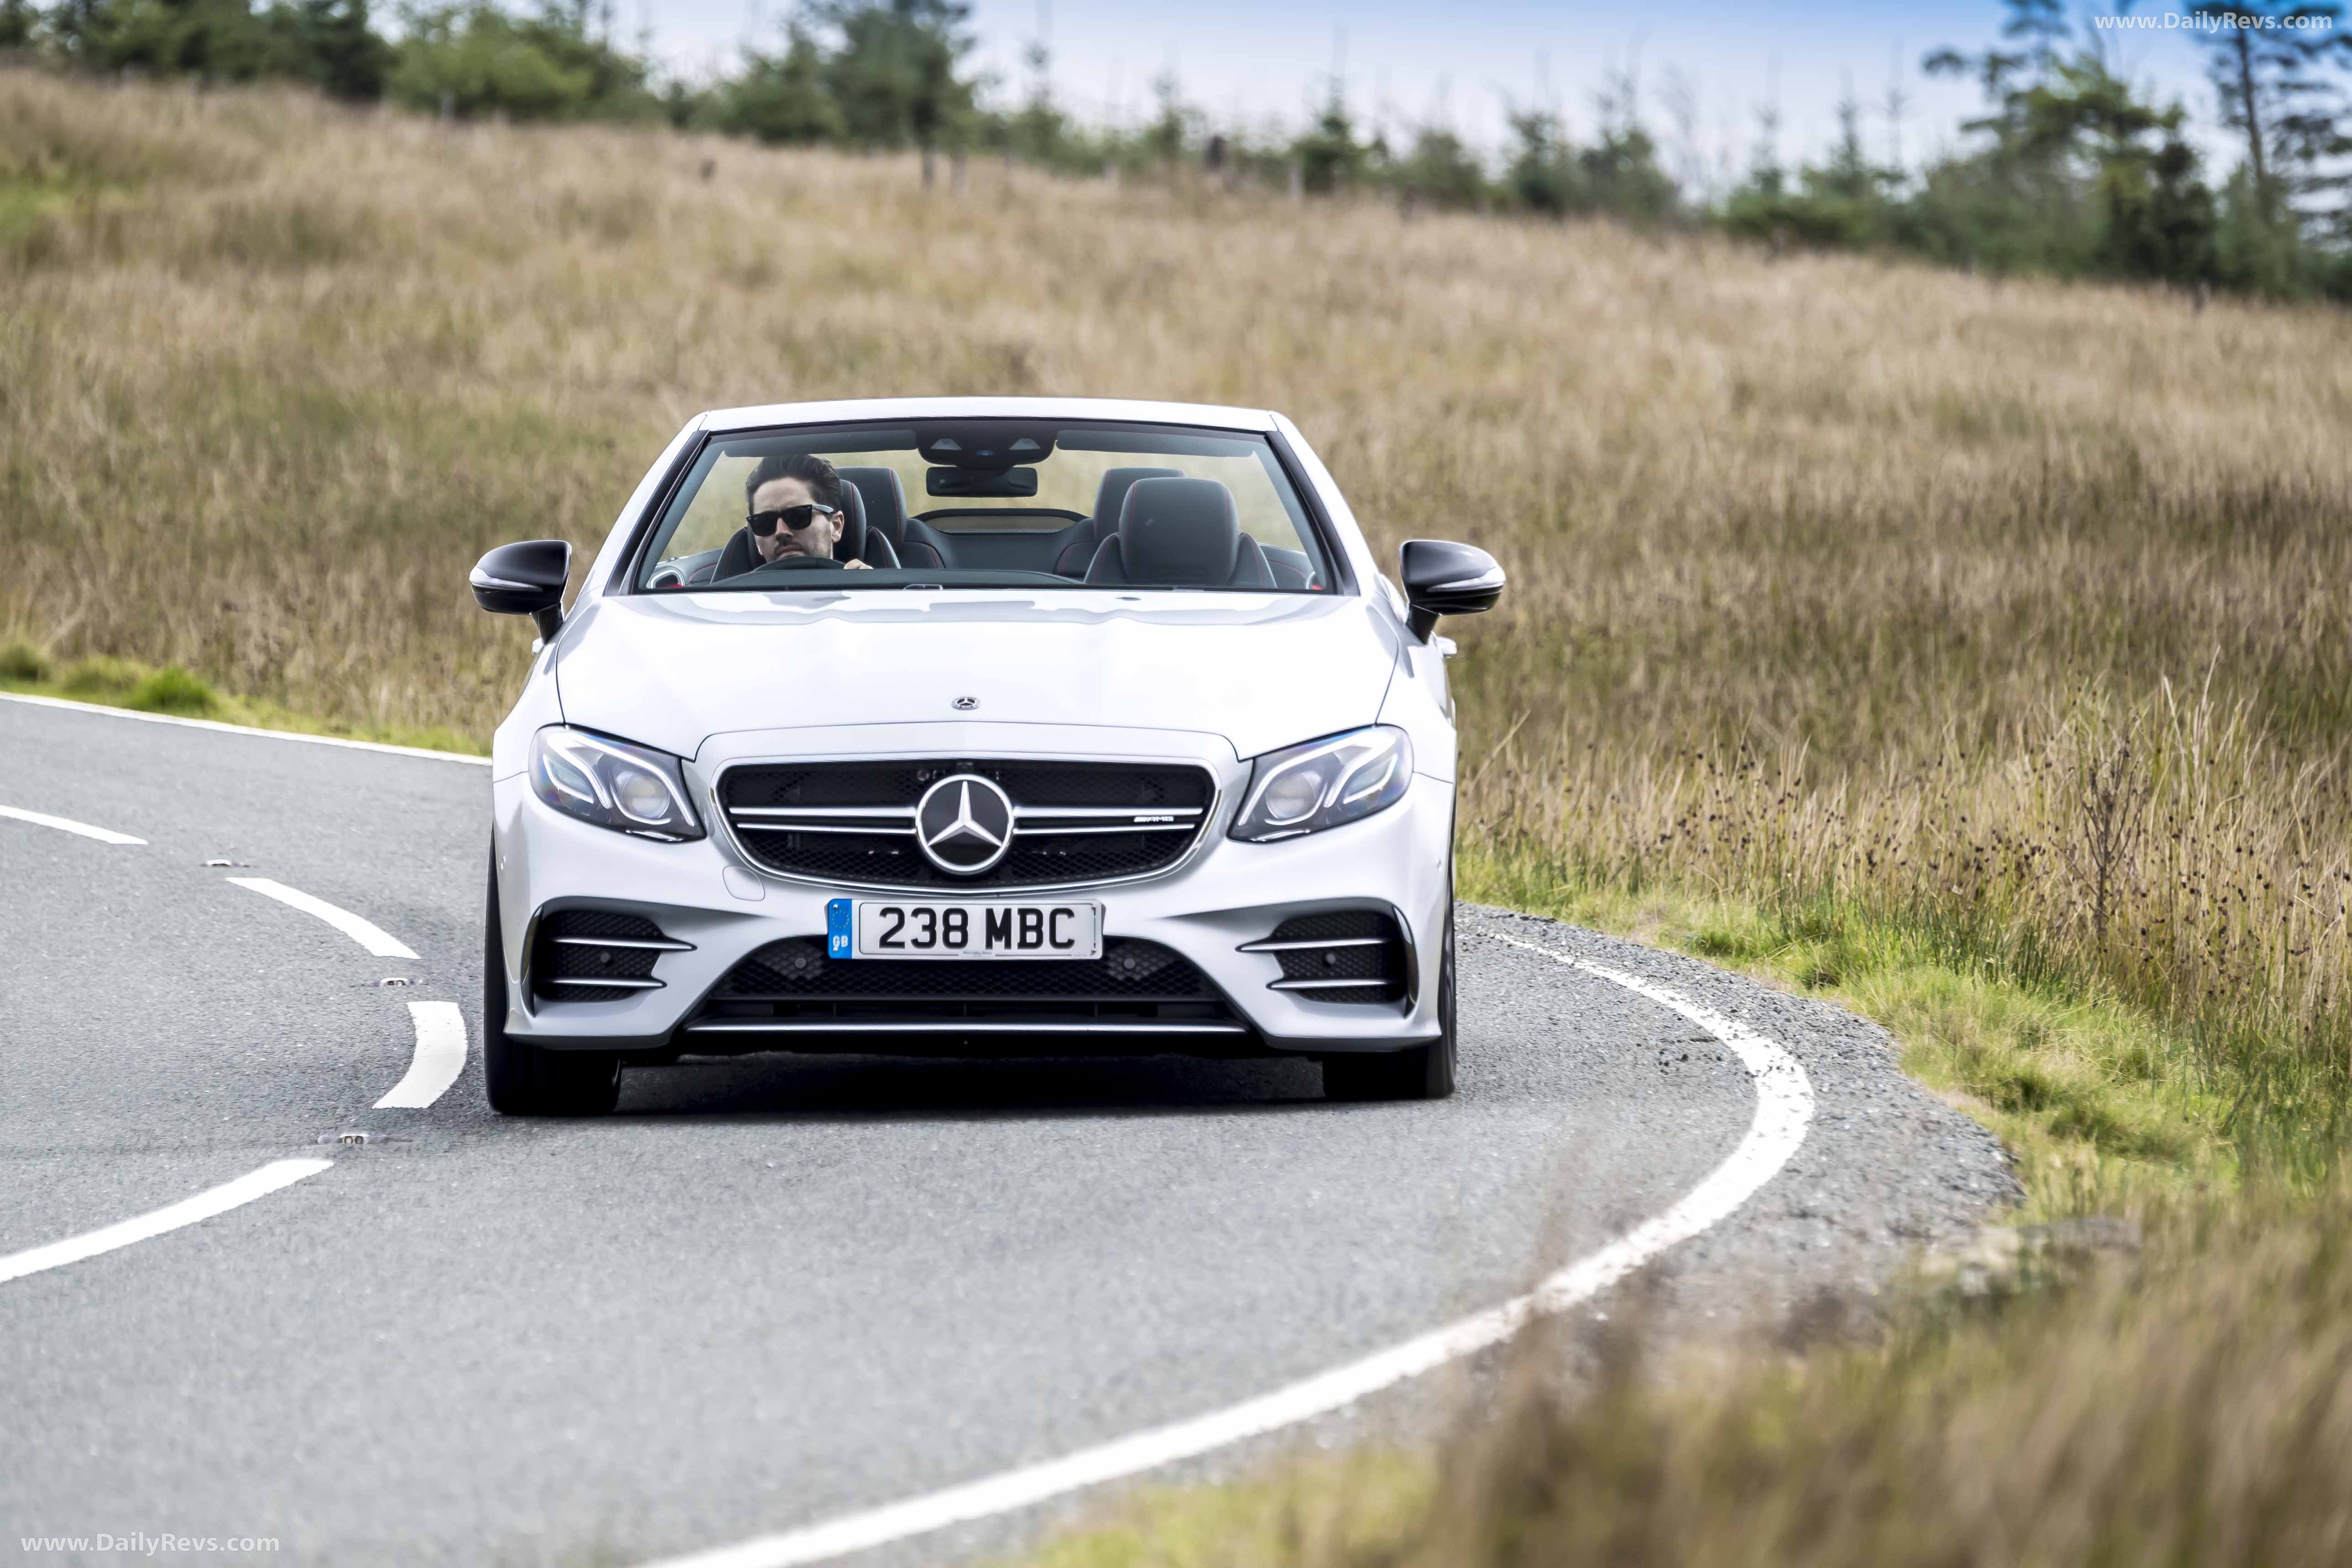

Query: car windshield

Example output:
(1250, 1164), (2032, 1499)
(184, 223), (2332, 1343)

(634, 420), (1336, 594)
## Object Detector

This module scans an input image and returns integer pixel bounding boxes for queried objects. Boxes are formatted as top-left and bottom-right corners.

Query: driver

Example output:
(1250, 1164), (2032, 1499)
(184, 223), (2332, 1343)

(744, 453), (870, 570)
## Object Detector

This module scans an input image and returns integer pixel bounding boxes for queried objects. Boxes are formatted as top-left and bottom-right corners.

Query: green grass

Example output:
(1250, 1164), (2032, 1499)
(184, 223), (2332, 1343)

(1461, 844), (2237, 1219)
(0, 636), (486, 755)
(1015, 1453), (1434, 1568)
(0, 175), (72, 246)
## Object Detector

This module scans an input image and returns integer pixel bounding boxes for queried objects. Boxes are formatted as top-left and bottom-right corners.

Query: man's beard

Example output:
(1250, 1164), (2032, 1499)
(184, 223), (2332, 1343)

(766, 533), (826, 562)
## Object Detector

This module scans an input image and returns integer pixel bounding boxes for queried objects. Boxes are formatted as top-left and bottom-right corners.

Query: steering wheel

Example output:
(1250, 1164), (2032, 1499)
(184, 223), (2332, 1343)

(734, 556), (849, 579)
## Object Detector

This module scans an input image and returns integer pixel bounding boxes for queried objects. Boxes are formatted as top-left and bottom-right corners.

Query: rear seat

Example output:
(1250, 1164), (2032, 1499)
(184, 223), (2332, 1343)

(1261, 544), (1316, 589)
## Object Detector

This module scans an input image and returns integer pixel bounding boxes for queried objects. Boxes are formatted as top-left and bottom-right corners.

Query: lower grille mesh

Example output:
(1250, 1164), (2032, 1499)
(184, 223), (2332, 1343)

(742, 830), (1191, 888)
(694, 937), (1238, 1028)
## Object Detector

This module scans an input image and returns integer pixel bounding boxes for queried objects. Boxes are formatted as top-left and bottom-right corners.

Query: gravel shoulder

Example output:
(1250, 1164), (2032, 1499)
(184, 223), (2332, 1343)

(1456, 904), (2023, 1337)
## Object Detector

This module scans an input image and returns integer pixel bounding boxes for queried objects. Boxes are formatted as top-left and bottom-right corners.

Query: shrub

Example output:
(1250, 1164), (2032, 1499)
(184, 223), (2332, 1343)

(59, 655), (143, 698)
(125, 665), (220, 715)
(0, 635), (49, 681)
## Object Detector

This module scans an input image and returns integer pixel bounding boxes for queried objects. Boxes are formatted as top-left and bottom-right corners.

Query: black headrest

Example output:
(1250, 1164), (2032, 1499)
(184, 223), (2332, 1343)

(837, 467), (910, 550)
(832, 483), (868, 562)
(716, 526), (758, 581)
(1117, 478), (1242, 585)
(1092, 467), (1183, 536)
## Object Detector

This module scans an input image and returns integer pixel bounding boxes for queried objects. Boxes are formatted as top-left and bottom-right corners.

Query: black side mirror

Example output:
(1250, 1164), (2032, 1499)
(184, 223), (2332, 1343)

(1398, 539), (1505, 641)
(470, 539), (572, 641)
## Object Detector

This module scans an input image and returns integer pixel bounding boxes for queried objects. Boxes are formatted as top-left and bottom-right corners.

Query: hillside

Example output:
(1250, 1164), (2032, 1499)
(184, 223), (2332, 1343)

(3, 67), (2344, 744)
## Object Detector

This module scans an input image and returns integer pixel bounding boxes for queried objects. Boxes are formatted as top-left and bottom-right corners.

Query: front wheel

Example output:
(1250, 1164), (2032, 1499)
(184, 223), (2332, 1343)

(482, 860), (621, 1117)
(1323, 908), (1456, 1102)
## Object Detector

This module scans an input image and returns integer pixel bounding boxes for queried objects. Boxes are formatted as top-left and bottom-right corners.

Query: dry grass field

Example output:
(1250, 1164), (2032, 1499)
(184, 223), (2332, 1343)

(9, 67), (2352, 1566)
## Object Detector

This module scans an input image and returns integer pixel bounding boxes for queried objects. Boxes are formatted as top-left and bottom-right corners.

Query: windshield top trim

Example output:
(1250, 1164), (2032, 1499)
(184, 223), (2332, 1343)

(697, 397), (1278, 437)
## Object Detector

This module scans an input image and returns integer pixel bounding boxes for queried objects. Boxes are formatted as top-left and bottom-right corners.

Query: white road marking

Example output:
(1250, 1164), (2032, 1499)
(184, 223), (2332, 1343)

(0, 692), (490, 766)
(228, 876), (420, 960)
(376, 1001), (467, 1109)
(0, 1160), (334, 1286)
(636, 932), (1816, 1568)
(0, 803), (146, 845)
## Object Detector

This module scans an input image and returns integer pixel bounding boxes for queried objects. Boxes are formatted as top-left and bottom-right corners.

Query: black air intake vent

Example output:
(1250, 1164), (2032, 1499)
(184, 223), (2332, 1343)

(719, 759), (1215, 890)
(1244, 909), (1408, 1004)
(690, 936), (1238, 1028)
(532, 909), (689, 1003)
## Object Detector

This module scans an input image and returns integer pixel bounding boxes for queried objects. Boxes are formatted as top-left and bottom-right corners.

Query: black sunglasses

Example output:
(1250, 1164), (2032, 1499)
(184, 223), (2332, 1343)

(746, 502), (838, 537)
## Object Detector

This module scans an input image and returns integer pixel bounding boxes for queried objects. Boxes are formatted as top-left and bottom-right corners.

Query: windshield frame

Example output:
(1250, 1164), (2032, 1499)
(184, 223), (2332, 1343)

(614, 417), (1357, 599)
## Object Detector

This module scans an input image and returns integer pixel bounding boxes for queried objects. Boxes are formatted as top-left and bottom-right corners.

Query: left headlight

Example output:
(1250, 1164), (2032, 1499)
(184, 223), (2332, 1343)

(1229, 725), (1413, 843)
(529, 726), (705, 842)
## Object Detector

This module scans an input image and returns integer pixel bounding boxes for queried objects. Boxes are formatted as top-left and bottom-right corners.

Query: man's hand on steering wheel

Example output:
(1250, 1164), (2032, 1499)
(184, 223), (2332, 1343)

(746, 555), (869, 574)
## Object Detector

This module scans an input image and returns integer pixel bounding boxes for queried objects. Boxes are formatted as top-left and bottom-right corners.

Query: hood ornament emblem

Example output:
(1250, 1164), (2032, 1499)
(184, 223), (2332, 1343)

(952, 695), (979, 711)
(915, 774), (1015, 875)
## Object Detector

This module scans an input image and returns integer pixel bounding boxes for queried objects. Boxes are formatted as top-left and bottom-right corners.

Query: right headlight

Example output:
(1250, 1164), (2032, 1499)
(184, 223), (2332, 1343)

(1229, 725), (1413, 843)
(528, 726), (704, 842)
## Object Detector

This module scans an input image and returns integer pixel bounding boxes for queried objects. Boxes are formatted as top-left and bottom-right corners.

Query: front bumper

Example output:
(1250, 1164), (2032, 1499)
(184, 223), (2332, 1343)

(492, 722), (1453, 1056)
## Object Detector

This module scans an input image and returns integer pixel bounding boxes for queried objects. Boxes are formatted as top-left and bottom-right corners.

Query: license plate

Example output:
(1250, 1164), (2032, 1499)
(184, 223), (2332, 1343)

(829, 898), (1103, 960)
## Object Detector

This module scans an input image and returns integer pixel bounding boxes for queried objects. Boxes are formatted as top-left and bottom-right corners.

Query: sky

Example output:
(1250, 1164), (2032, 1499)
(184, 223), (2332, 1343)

(630, 1), (2241, 183)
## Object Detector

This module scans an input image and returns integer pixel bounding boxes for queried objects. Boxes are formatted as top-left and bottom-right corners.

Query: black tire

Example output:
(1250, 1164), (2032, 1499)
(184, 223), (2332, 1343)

(483, 860), (621, 1116)
(1323, 906), (1457, 1102)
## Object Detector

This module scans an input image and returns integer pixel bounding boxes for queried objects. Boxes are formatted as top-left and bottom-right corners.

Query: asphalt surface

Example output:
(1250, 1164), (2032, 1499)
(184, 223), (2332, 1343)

(0, 696), (2018, 1566)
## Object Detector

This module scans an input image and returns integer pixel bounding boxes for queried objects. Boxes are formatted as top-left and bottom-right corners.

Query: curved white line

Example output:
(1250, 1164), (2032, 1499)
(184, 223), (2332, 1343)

(0, 1159), (334, 1286)
(227, 876), (419, 960)
(0, 692), (489, 766)
(0, 803), (146, 846)
(636, 932), (1815, 1568)
(376, 1001), (467, 1109)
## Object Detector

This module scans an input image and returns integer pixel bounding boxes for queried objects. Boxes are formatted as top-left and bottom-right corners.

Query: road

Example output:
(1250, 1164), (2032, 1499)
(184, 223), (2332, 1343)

(0, 695), (2016, 1566)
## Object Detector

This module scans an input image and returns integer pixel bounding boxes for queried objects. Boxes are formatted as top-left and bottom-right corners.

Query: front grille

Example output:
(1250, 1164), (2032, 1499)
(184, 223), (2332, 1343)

(1247, 909), (1408, 1005)
(532, 908), (688, 1003)
(720, 760), (1215, 889)
(690, 936), (1238, 1028)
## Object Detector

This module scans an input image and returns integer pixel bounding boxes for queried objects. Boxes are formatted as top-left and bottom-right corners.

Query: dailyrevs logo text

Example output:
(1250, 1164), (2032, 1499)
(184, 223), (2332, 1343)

(2092, 10), (2336, 31)
(20, 1533), (281, 1556)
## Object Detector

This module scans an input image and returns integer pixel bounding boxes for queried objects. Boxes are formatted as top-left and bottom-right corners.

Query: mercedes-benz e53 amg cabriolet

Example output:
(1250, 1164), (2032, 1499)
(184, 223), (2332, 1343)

(469, 397), (1503, 1114)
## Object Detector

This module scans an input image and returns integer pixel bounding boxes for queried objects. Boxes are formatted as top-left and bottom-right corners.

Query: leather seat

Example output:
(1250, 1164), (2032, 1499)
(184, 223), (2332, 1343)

(838, 466), (952, 570)
(1051, 466), (1181, 577)
(834, 484), (900, 568)
(713, 526), (760, 581)
(1082, 478), (1277, 589)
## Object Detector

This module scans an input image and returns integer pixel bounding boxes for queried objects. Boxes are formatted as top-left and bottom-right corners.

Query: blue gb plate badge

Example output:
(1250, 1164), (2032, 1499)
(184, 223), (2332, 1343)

(825, 897), (853, 959)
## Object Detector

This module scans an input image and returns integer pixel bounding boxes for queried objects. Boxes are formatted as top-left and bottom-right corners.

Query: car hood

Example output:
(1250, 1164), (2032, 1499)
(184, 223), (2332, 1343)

(552, 589), (1402, 761)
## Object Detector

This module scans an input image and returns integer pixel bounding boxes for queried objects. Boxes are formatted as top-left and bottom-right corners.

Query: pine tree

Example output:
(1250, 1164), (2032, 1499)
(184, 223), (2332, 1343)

(2184, 3), (2351, 229)
(0, 0), (37, 50)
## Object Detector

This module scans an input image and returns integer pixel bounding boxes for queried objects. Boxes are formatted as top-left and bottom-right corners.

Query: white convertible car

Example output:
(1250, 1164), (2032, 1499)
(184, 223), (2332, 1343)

(469, 398), (1503, 1114)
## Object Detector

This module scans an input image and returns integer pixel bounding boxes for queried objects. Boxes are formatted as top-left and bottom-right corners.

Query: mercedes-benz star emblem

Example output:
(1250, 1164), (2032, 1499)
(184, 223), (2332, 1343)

(952, 695), (979, 711)
(915, 774), (1015, 875)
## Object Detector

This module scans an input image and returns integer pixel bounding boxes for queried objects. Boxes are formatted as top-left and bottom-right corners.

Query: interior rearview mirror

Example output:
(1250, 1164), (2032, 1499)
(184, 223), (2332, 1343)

(471, 539), (572, 641)
(928, 465), (1040, 498)
(1398, 539), (1505, 641)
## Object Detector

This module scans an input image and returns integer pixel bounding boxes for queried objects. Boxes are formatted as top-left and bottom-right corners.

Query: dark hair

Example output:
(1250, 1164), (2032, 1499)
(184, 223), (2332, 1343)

(746, 452), (844, 513)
